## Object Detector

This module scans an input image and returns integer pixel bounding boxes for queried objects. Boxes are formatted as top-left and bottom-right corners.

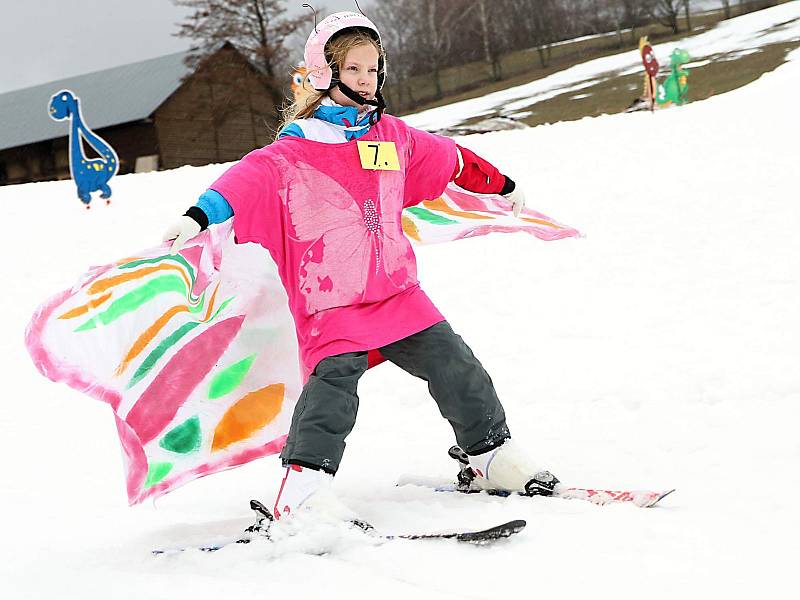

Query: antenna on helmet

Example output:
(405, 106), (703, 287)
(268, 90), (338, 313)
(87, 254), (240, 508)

(302, 3), (318, 33)
(353, 0), (367, 16)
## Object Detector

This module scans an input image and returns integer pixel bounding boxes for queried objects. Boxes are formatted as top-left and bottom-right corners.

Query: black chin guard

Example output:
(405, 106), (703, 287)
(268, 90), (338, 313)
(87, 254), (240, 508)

(332, 80), (386, 125)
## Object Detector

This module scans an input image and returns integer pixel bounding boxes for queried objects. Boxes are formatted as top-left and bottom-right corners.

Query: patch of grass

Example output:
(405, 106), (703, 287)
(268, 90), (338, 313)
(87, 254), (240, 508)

(515, 39), (799, 127)
(394, 0), (796, 123)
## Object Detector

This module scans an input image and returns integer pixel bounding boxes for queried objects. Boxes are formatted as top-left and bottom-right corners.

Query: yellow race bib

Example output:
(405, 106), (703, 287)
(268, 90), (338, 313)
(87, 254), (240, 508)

(356, 141), (401, 171)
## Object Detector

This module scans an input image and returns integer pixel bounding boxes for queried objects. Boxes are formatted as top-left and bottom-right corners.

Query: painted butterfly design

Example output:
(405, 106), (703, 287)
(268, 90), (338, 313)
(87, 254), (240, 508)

(286, 162), (417, 314)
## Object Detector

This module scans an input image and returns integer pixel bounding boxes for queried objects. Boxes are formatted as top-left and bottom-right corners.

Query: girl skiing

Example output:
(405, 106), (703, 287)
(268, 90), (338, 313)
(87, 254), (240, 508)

(163, 11), (557, 525)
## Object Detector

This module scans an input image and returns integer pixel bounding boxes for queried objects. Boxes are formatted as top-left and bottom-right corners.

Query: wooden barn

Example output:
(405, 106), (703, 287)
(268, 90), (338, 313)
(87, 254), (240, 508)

(0, 42), (279, 186)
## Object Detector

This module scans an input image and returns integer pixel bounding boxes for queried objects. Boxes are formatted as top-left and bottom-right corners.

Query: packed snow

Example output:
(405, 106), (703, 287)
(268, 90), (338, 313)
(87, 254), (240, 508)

(2, 5), (799, 599)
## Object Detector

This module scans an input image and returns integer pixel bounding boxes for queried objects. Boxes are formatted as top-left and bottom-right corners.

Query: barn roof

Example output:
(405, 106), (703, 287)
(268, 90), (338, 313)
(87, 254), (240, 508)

(0, 51), (192, 152)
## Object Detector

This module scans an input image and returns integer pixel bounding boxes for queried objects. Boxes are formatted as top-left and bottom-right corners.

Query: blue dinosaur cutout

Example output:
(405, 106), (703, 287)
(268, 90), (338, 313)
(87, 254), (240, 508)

(48, 90), (119, 208)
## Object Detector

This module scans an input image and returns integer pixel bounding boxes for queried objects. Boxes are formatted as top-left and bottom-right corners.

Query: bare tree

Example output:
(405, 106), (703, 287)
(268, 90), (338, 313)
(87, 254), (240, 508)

(420, 0), (471, 98)
(516, 0), (562, 68)
(374, 0), (478, 106)
(649, 0), (683, 34)
(373, 0), (421, 109)
(622, 0), (657, 44)
(606, 0), (651, 47)
(720, 0), (732, 19)
(475, 0), (515, 81)
(573, 0), (607, 34)
(683, 0), (692, 32)
(173, 0), (306, 110)
(552, 0), (595, 38)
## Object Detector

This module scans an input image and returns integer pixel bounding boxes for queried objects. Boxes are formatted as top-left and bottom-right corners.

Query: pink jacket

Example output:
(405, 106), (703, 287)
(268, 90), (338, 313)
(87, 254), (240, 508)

(209, 115), (457, 378)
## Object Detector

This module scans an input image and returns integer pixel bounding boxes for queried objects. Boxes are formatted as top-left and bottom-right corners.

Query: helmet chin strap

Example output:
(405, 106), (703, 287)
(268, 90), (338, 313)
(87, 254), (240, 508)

(333, 81), (386, 125)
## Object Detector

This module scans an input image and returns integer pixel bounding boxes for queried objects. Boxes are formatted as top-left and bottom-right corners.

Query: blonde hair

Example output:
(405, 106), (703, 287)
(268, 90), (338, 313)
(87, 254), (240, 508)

(276, 30), (384, 139)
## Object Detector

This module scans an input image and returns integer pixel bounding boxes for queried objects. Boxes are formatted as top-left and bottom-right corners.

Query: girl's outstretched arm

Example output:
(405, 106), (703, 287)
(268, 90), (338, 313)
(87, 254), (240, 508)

(403, 127), (524, 216)
(452, 144), (525, 217)
(163, 190), (233, 254)
(163, 148), (279, 253)
(192, 189), (234, 228)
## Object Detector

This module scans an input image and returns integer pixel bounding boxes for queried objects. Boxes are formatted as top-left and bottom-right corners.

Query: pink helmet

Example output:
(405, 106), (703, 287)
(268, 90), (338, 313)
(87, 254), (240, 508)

(303, 11), (386, 91)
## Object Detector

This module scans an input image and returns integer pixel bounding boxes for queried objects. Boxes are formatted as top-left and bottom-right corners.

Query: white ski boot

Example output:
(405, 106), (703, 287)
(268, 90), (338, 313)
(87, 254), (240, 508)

(450, 441), (559, 496)
(251, 464), (374, 541)
(272, 464), (340, 520)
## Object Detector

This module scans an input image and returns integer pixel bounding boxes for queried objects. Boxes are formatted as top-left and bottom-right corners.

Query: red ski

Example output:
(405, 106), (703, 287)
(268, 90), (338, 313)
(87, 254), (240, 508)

(397, 477), (675, 508)
(553, 486), (675, 508)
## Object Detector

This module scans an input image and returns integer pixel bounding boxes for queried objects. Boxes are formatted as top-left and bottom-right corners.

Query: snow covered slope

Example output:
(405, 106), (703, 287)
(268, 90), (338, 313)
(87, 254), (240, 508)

(2, 12), (799, 600)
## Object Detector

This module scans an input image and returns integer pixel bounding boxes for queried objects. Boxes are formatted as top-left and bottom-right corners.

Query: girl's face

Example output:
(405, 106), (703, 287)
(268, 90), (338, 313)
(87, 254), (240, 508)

(330, 43), (380, 108)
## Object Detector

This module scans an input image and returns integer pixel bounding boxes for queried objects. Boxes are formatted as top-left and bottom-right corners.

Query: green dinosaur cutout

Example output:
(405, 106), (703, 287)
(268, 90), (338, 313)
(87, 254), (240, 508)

(657, 48), (691, 107)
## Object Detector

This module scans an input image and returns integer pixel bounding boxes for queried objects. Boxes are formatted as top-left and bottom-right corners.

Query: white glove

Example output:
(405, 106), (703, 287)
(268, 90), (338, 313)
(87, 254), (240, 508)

(162, 215), (201, 255)
(504, 186), (526, 218)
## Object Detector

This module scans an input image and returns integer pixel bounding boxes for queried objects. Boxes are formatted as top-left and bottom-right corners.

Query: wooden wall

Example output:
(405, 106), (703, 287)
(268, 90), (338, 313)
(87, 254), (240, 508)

(0, 121), (159, 186)
(155, 45), (278, 169)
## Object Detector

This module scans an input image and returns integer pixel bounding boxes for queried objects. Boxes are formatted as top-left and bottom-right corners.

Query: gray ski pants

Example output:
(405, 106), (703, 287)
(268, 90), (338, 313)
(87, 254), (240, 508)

(279, 321), (510, 474)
